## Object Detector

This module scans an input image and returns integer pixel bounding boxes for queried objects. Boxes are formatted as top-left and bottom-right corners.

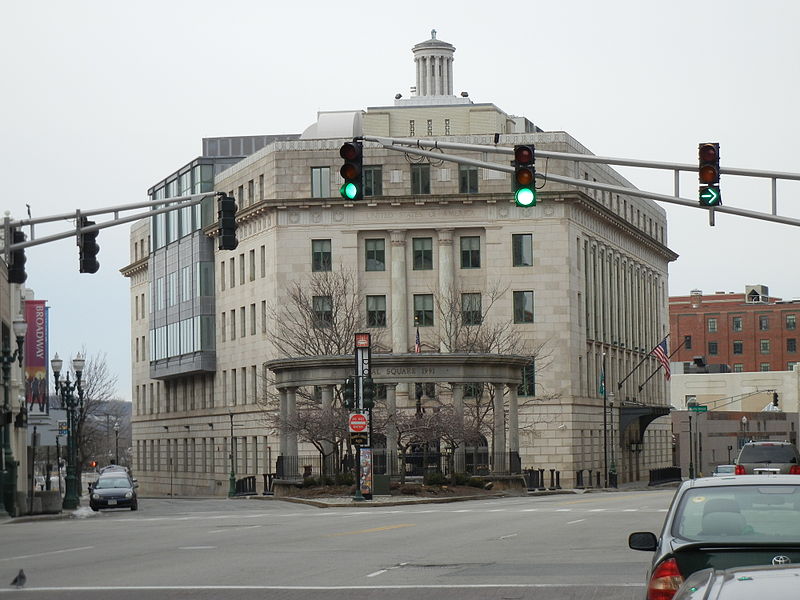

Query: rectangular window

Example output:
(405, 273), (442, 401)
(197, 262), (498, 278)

(760, 362), (770, 372)
(413, 237), (433, 270)
(409, 119), (415, 136)
(229, 258), (235, 288)
(684, 335), (692, 350)
(733, 363), (744, 373)
(411, 164), (430, 195)
(733, 341), (743, 354)
(312, 239), (332, 272)
(312, 295), (333, 327)
(230, 310), (236, 341)
(708, 341), (718, 356)
(518, 363), (535, 397)
(181, 266), (191, 303)
(239, 253), (245, 285)
(167, 272), (178, 307)
(461, 293), (482, 326)
(249, 249), (255, 281)
(220, 261), (226, 291)
(311, 167), (330, 198)
(512, 234), (533, 267)
(460, 236), (480, 269)
(260, 245), (266, 278)
(426, 119), (433, 135)
(250, 303), (256, 336)
(788, 338), (797, 353)
(414, 294), (434, 327)
(732, 316), (743, 332)
(458, 165), (478, 194)
(363, 166), (383, 197)
(366, 295), (387, 328)
(787, 315), (797, 330)
(760, 339), (771, 353)
(513, 291), (534, 324)
(707, 318), (717, 333)
(759, 315), (769, 331)
(365, 239), (385, 271)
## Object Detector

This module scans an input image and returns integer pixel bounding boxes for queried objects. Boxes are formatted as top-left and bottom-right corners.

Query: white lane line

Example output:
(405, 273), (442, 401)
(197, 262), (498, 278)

(208, 525), (262, 534)
(498, 533), (518, 540)
(366, 570), (388, 578)
(623, 509), (638, 512)
(0, 546), (94, 562)
(178, 546), (216, 550)
(566, 519), (586, 525)
(521, 508), (539, 512)
(555, 509), (572, 512)
(589, 509), (607, 512)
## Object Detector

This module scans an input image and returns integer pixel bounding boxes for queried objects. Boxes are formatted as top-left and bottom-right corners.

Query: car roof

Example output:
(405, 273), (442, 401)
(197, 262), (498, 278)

(681, 474), (800, 489)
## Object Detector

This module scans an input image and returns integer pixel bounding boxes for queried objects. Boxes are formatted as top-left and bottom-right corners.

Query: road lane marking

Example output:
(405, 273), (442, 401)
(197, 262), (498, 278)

(566, 519), (586, 525)
(0, 546), (94, 562)
(498, 533), (518, 539)
(208, 525), (262, 534)
(328, 524), (416, 537)
(177, 546), (216, 550)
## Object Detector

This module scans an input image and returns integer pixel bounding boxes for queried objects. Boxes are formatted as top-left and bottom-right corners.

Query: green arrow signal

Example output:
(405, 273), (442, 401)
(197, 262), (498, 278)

(699, 186), (721, 206)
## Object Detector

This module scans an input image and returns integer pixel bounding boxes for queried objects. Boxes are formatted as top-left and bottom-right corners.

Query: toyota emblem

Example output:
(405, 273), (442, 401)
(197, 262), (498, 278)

(772, 555), (791, 565)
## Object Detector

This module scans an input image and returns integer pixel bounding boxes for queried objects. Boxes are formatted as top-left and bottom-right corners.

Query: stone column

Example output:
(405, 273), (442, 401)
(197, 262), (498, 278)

(437, 228), (454, 352)
(321, 385), (335, 476)
(447, 58), (453, 95)
(278, 388), (288, 457)
(286, 386), (298, 476)
(507, 384), (519, 473)
(386, 384), (398, 476)
(452, 383), (465, 473)
(390, 230), (408, 353)
(492, 383), (506, 474)
(426, 57), (433, 98)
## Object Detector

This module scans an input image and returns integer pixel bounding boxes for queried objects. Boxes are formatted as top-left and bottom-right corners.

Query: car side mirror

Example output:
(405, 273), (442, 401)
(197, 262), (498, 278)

(628, 532), (658, 551)
(134, 483), (139, 488)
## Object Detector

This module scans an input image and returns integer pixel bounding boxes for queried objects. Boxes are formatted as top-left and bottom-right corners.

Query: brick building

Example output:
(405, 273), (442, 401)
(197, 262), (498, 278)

(669, 285), (800, 373)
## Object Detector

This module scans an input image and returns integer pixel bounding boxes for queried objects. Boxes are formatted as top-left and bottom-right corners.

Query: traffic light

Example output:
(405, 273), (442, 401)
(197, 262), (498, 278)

(362, 376), (375, 410)
(513, 145), (537, 207)
(773, 392), (779, 407)
(217, 194), (238, 250)
(7, 227), (27, 284)
(698, 142), (722, 207)
(343, 377), (355, 410)
(78, 217), (100, 274)
(339, 141), (363, 200)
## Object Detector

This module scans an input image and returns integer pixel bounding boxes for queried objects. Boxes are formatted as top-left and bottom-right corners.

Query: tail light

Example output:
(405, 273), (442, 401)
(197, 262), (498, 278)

(790, 466), (800, 474)
(735, 465), (746, 475)
(647, 558), (684, 600)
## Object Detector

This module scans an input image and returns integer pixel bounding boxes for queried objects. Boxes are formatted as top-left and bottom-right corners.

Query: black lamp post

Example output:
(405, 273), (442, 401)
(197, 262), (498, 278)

(1, 315), (27, 517)
(113, 421), (120, 465)
(51, 352), (85, 510)
(228, 411), (236, 497)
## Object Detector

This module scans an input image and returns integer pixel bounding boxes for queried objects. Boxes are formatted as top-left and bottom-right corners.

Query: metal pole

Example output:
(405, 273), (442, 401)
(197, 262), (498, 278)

(228, 412), (236, 497)
(602, 353), (608, 488)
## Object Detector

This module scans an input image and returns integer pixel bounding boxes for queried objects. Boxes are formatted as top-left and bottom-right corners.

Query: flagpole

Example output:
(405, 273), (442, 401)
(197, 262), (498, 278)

(617, 334), (671, 391)
(637, 340), (686, 392)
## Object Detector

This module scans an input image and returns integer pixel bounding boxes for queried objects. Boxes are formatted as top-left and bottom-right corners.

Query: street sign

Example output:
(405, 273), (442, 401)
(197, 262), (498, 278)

(348, 412), (369, 433)
(350, 432), (369, 446)
(58, 420), (68, 436)
(699, 186), (721, 206)
(689, 405), (708, 412)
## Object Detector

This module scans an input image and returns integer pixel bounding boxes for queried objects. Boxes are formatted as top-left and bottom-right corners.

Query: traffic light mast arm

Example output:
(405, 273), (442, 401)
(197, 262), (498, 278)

(365, 136), (800, 229)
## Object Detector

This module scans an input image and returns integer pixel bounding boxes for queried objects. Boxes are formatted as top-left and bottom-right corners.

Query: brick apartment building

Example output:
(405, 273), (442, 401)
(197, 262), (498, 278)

(670, 285), (800, 373)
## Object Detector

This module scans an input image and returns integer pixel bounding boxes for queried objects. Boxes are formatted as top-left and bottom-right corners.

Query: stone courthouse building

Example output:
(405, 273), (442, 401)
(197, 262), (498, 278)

(123, 32), (677, 496)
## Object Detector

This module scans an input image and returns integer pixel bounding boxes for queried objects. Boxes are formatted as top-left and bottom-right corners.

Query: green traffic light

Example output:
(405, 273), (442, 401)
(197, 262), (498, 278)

(515, 187), (536, 207)
(341, 182), (359, 200)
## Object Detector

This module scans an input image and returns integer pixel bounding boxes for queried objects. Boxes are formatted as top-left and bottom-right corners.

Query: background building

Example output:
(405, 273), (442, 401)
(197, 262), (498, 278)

(124, 33), (677, 496)
(670, 285), (800, 373)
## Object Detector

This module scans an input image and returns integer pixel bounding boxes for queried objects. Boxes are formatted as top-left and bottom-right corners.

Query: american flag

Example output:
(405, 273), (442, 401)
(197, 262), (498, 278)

(414, 327), (421, 353)
(652, 339), (671, 381)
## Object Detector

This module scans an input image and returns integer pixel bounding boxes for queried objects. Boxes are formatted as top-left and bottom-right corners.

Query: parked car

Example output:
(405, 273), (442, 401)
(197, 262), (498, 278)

(674, 564), (800, 599)
(89, 473), (138, 511)
(629, 475), (800, 600)
(712, 464), (736, 477)
(734, 441), (800, 475)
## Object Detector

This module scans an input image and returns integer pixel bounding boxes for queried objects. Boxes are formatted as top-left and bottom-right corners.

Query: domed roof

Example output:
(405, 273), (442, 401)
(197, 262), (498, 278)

(412, 29), (455, 52)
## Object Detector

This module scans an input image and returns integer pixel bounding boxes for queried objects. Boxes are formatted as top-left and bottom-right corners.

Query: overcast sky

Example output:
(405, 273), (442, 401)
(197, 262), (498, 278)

(3, 1), (798, 402)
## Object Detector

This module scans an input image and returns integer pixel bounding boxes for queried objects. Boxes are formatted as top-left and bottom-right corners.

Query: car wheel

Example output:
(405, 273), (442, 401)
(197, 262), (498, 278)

(91, 507), (99, 512)
(131, 503), (138, 511)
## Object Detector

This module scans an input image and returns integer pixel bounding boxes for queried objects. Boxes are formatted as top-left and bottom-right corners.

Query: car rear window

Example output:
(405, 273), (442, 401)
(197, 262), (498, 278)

(673, 485), (800, 542)
(738, 445), (799, 463)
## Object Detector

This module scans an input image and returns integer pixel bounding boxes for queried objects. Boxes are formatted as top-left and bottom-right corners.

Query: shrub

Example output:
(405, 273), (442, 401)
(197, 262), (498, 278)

(400, 485), (419, 495)
(335, 472), (354, 486)
(423, 471), (447, 486)
(451, 472), (469, 486)
(467, 477), (484, 488)
(301, 477), (317, 488)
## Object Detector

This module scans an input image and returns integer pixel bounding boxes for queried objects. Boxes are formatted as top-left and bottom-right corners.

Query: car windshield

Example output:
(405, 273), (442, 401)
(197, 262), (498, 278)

(94, 478), (130, 489)
(738, 445), (798, 463)
(673, 485), (800, 542)
(716, 466), (735, 474)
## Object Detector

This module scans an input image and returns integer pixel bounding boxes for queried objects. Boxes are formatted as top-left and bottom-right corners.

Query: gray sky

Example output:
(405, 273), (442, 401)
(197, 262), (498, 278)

(3, 0), (799, 402)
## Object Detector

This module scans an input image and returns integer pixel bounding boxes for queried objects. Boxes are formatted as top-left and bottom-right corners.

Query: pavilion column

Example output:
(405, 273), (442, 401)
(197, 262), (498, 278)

(507, 384), (520, 473)
(492, 382), (506, 474)
(321, 385), (335, 475)
(452, 383), (465, 473)
(278, 388), (288, 457)
(386, 383), (398, 476)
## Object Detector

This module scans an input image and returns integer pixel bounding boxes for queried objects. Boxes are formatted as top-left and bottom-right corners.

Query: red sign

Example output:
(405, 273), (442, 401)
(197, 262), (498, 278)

(355, 332), (370, 348)
(349, 413), (369, 433)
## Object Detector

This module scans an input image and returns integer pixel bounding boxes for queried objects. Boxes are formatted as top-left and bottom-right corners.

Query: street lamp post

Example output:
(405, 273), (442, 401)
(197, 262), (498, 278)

(51, 352), (85, 510)
(1, 315), (27, 517)
(113, 421), (120, 465)
(228, 411), (236, 497)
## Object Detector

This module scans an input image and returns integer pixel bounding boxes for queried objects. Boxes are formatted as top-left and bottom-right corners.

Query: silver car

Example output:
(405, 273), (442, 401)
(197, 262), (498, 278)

(674, 564), (800, 599)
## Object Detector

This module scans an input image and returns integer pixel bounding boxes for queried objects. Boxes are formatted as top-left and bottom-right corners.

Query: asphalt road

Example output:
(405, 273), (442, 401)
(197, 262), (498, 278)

(0, 489), (674, 599)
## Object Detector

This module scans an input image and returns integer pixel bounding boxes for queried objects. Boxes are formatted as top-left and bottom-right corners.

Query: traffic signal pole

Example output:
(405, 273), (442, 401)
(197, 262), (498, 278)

(362, 135), (800, 228)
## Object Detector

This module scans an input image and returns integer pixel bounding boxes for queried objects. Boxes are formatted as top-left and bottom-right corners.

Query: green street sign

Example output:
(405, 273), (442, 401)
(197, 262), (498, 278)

(699, 185), (722, 207)
(689, 405), (708, 412)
